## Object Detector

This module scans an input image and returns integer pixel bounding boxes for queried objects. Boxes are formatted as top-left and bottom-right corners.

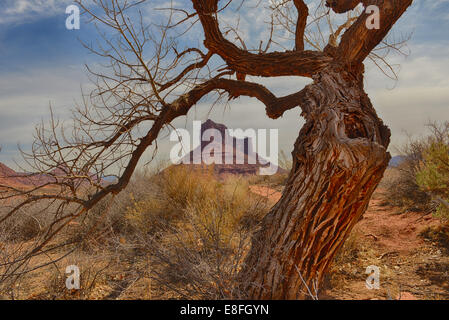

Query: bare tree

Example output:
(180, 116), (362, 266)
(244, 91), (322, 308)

(0, 0), (414, 299)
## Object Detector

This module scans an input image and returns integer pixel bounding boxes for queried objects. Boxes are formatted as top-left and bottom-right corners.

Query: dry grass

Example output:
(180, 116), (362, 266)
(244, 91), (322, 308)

(420, 225), (449, 253)
(0, 165), (271, 299)
(380, 167), (431, 212)
(2, 156), (449, 300)
(131, 165), (270, 299)
(326, 230), (379, 290)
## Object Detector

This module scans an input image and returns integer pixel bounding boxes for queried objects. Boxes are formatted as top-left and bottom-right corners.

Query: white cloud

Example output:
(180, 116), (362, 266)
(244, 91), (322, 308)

(0, 0), (73, 25)
(0, 66), (90, 165)
(366, 43), (449, 152)
(1, 0), (448, 167)
(2, 43), (448, 167)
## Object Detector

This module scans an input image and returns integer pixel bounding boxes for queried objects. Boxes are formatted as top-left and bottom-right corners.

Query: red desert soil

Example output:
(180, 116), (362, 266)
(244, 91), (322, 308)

(250, 185), (449, 300)
(249, 185), (282, 203)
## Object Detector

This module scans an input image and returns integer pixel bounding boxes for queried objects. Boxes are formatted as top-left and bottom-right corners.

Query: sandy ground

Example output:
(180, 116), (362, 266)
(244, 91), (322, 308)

(249, 185), (449, 300)
(249, 185), (282, 203)
(3, 184), (447, 300)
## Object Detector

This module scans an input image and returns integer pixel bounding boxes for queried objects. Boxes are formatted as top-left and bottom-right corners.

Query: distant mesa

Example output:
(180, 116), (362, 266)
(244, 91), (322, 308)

(0, 162), (102, 189)
(178, 119), (286, 176)
(0, 119), (286, 188)
(0, 162), (50, 188)
(389, 155), (405, 167)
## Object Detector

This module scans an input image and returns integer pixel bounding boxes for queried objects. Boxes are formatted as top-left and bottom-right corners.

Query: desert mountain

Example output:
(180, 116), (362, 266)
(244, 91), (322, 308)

(180, 119), (284, 176)
(0, 162), (101, 189)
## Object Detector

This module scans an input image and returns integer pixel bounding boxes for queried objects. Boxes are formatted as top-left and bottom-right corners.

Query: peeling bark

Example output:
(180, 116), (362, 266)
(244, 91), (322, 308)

(239, 66), (391, 299)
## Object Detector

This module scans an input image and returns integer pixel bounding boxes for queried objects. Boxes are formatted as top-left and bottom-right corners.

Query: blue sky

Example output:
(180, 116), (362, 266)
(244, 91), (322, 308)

(0, 0), (448, 169)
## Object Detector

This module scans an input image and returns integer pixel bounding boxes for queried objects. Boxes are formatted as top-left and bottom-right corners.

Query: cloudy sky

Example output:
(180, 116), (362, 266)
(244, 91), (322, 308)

(0, 0), (448, 170)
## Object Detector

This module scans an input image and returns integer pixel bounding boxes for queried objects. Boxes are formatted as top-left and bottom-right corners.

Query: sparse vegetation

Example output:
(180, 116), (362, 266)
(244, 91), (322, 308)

(420, 225), (449, 253)
(383, 122), (449, 213)
(0, 165), (270, 299)
(0, 0), (419, 299)
(124, 165), (270, 299)
(416, 123), (449, 220)
(382, 152), (429, 212)
(2, 153), (449, 299)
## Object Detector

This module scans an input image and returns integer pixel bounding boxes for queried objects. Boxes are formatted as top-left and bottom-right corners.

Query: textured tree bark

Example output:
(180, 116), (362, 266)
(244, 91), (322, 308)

(239, 65), (391, 299)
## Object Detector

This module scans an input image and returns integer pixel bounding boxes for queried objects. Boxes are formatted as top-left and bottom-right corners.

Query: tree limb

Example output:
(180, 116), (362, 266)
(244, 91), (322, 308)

(325, 0), (362, 13)
(335, 0), (413, 64)
(191, 0), (331, 78)
(293, 0), (309, 51)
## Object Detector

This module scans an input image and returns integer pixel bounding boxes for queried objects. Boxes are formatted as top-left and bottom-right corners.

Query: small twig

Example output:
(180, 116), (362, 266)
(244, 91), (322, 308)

(379, 251), (399, 260)
(365, 233), (378, 241)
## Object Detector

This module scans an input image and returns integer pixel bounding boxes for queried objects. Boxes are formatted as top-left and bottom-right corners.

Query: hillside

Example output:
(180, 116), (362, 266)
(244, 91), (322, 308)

(0, 162), (106, 191)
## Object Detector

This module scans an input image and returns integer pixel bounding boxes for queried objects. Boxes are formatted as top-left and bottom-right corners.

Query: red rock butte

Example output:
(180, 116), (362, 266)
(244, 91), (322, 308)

(179, 119), (285, 176)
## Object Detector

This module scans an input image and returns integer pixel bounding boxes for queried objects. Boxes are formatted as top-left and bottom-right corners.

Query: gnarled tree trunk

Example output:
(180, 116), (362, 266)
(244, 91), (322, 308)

(240, 65), (391, 299)
(1, 0), (415, 292)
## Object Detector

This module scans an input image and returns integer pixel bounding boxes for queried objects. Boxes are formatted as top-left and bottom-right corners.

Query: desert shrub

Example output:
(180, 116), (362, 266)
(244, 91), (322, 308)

(63, 167), (164, 250)
(38, 253), (112, 300)
(416, 134), (449, 220)
(0, 164), (269, 299)
(124, 165), (217, 235)
(383, 122), (449, 212)
(0, 200), (58, 242)
(8, 215), (41, 241)
(382, 165), (431, 211)
(420, 225), (449, 251)
(246, 150), (291, 187)
(246, 171), (288, 188)
(383, 141), (429, 210)
(127, 165), (270, 299)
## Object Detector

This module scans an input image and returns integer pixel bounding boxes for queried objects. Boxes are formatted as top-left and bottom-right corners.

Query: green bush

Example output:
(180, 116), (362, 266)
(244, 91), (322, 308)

(383, 122), (449, 213)
(417, 141), (449, 220)
(383, 136), (431, 211)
